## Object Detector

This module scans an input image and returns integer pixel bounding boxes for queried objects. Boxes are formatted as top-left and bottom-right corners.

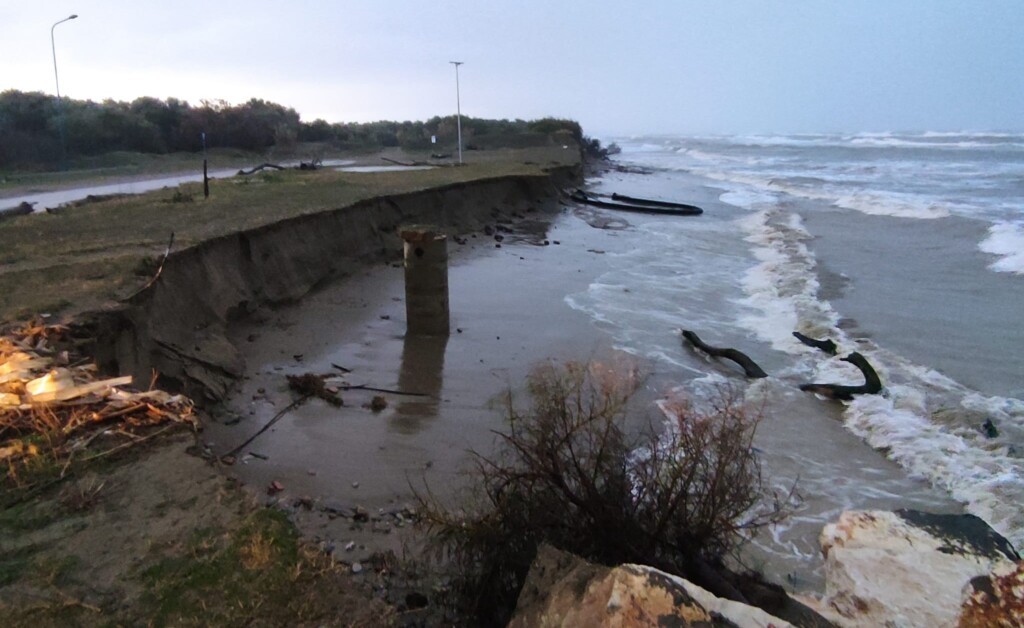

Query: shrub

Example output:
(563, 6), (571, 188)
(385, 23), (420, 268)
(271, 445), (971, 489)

(417, 360), (789, 625)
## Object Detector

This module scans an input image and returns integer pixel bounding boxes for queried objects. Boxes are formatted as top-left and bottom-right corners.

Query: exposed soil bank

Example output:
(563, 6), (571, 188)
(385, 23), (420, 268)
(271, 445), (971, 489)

(71, 167), (579, 403)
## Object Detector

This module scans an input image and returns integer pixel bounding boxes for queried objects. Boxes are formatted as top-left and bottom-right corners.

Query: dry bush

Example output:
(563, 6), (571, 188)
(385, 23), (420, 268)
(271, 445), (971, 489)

(417, 360), (790, 625)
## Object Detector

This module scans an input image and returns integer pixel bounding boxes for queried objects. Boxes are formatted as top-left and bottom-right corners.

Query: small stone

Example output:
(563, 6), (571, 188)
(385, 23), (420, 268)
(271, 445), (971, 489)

(369, 396), (388, 412)
(345, 541), (356, 552)
(352, 481), (360, 489)
(351, 562), (363, 574)
(267, 480), (284, 495)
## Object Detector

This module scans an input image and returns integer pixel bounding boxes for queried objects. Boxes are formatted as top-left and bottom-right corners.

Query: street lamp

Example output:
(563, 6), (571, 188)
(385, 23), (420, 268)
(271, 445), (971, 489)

(51, 13), (78, 168)
(449, 61), (463, 165)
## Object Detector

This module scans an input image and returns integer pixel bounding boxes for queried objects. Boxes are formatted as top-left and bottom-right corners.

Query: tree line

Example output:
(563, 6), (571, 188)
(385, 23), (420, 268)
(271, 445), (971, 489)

(0, 89), (585, 168)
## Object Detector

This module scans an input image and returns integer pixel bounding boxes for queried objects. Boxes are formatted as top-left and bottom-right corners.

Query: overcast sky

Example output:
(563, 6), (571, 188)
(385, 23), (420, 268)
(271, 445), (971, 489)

(3, 1), (1022, 136)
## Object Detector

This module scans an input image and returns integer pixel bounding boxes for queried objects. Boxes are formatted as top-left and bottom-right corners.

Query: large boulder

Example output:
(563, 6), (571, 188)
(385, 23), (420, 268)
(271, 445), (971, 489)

(958, 559), (1024, 627)
(805, 510), (1019, 627)
(509, 544), (794, 627)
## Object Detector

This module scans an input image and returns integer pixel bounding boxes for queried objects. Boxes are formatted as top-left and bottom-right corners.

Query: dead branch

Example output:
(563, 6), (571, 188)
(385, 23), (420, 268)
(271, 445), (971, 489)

(222, 397), (308, 460)
(343, 383), (428, 397)
(792, 331), (838, 355)
(681, 330), (768, 379)
(237, 163), (287, 175)
(122, 231), (175, 301)
(799, 352), (883, 401)
(381, 157), (429, 167)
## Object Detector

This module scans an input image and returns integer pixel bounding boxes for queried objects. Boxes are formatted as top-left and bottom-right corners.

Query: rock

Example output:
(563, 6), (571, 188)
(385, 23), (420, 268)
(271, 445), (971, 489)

(958, 560), (1024, 627)
(509, 544), (792, 628)
(352, 562), (363, 574)
(266, 480), (284, 495)
(405, 591), (429, 610)
(807, 510), (1019, 627)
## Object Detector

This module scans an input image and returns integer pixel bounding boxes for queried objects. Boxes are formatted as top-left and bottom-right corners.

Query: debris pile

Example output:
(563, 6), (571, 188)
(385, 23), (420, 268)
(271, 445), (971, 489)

(0, 321), (197, 493)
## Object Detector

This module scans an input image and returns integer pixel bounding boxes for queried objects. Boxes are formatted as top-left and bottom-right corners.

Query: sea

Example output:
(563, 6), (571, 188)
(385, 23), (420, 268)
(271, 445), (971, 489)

(568, 132), (1024, 586)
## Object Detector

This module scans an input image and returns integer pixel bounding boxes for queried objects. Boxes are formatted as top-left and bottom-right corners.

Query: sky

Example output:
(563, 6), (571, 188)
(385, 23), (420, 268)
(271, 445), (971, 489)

(3, 1), (1022, 136)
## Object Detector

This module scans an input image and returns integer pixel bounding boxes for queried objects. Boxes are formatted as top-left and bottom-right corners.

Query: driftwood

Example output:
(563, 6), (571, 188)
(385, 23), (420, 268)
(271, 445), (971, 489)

(381, 156), (430, 167)
(681, 330), (768, 379)
(799, 352), (882, 400)
(610, 192), (703, 213)
(122, 232), (175, 301)
(0, 201), (34, 221)
(792, 331), (838, 355)
(222, 397), (307, 460)
(237, 162), (287, 175)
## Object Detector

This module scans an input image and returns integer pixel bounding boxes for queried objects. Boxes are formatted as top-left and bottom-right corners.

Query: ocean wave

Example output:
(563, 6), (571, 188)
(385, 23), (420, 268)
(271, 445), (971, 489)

(735, 204), (1024, 547)
(833, 190), (951, 219)
(735, 209), (838, 351)
(850, 137), (1024, 150)
(979, 221), (1024, 275)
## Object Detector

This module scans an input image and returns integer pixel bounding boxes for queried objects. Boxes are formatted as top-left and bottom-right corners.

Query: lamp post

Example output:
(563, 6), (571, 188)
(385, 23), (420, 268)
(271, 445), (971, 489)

(449, 61), (463, 165)
(51, 13), (78, 168)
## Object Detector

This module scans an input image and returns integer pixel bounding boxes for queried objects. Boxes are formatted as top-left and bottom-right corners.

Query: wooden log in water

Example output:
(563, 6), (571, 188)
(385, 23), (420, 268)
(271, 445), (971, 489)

(792, 331), (838, 355)
(799, 352), (882, 400)
(681, 330), (768, 379)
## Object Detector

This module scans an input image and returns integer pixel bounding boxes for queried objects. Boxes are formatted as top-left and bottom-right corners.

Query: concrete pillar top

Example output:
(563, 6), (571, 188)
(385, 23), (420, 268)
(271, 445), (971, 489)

(400, 225), (447, 242)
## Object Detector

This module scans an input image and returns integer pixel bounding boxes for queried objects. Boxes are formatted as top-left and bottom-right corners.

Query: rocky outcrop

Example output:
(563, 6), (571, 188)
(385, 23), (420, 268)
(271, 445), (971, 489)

(72, 170), (574, 402)
(959, 560), (1024, 627)
(803, 510), (1020, 627)
(509, 544), (795, 627)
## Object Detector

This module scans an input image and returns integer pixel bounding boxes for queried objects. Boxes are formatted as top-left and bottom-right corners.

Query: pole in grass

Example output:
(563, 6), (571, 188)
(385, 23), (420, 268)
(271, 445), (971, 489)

(449, 61), (463, 165)
(51, 14), (78, 170)
(201, 132), (209, 198)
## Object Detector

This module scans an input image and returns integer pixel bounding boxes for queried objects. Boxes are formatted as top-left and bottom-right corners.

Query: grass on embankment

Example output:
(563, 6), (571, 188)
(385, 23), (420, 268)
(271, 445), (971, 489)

(0, 439), (396, 626)
(0, 146), (578, 322)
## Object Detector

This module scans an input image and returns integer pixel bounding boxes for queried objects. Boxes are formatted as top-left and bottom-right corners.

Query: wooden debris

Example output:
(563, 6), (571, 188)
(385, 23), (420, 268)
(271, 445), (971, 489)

(0, 321), (197, 496)
(681, 330), (768, 379)
(799, 352), (883, 401)
(286, 372), (343, 407)
(792, 331), (838, 355)
(237, 162), (287, 175)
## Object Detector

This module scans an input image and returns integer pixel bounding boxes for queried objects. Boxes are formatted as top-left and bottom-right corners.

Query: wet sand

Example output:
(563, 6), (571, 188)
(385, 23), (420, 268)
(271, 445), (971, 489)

(207, 205), (635, 559)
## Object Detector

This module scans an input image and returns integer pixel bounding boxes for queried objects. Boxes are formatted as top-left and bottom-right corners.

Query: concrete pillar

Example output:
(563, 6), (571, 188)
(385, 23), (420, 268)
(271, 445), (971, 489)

(400, 226), (450, 336)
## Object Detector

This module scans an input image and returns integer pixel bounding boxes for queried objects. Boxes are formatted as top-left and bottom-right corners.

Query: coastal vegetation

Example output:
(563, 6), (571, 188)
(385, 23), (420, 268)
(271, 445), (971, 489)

(0, 89), (585, 171)
(418, 360), (790, 625)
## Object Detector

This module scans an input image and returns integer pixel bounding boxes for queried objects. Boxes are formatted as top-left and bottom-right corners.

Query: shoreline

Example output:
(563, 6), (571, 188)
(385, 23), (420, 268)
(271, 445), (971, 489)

(207, 199), (633, 563)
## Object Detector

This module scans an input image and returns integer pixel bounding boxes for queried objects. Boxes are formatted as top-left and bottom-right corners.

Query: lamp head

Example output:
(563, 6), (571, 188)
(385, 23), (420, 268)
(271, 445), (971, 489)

(69, 14), (78, 19)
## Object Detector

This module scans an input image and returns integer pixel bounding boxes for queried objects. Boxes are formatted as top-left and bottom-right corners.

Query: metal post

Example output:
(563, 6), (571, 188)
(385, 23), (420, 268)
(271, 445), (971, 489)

(51, 14), (78, 169)
(449, 61), (463, 165)
(201, 132), (209, 198)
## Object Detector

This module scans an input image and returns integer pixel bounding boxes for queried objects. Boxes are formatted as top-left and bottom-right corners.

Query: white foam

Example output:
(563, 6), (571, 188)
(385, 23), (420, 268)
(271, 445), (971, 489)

(719, 188), (778, 210)
(735, 210), (838, 353)
(833, 190), (950, 219)
(844, 393), (1024, 547)
(979, 221), (1024, 275)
